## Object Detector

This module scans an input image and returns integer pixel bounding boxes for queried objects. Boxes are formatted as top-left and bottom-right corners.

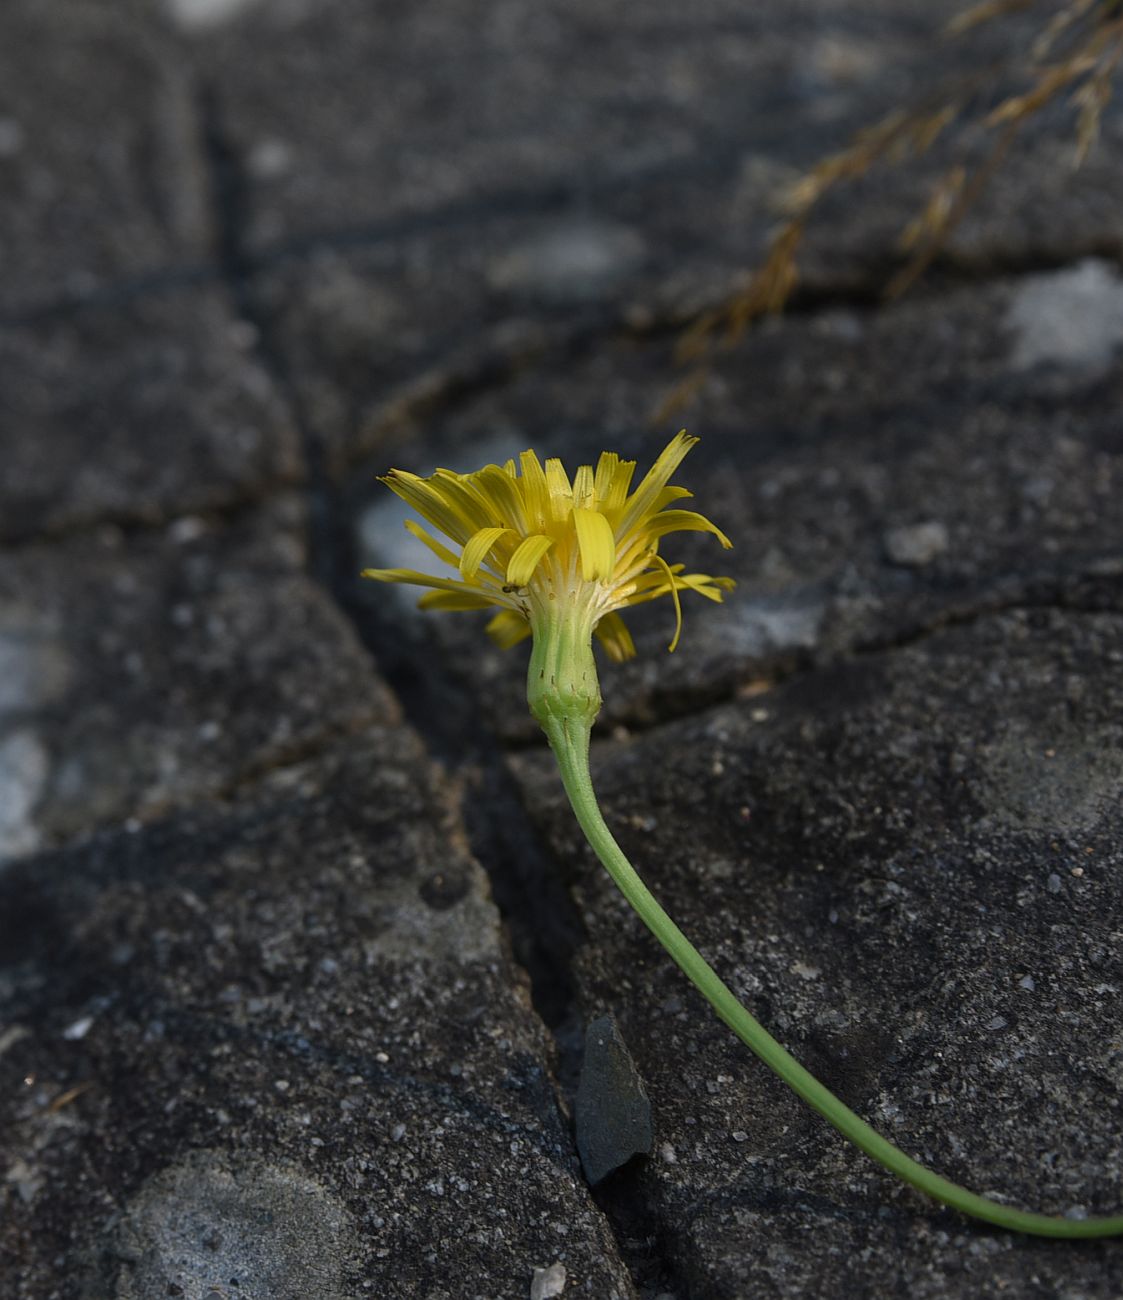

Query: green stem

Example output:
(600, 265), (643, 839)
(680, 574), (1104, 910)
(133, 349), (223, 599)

(543, 713), (1123, 1239)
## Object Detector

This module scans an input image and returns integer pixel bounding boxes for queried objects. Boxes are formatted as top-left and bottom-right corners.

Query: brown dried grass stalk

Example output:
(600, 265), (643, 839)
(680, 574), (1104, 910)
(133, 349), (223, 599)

(662, 0), (1123, 417)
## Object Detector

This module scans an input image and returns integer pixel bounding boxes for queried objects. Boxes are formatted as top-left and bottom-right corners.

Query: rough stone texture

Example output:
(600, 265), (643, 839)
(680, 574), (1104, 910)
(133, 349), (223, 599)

(354, 267), (1123, 740)
(5, 2), (1123, 1294)
(0, 732), (635, 1299)
(0, 0), (210, 317)
(512, 608), (1123, 1297)
(0, 289), (304, 543)
(186, 0), (1123, 467)
(0, 497), (395, 860)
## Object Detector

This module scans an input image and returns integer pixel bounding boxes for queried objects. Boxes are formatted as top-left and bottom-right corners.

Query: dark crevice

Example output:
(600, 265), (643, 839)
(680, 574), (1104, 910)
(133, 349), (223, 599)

(194, 83), (674, 1297)
(550, 568), (1123, 746)
(195, 82), (337, 596)
(589, 1165), (686, 1300)
(0, 483), (301, 554)
(194, 75), (592, 1037)
(194, 77), (629, 1278)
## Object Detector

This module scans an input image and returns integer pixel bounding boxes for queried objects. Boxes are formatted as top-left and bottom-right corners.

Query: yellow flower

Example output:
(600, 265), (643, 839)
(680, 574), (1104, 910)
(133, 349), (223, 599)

(362, 431), (734, 664)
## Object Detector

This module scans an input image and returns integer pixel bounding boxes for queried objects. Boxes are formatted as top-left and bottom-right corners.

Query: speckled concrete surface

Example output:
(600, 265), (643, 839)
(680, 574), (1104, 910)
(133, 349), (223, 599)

(1, 1), (1121, 1296)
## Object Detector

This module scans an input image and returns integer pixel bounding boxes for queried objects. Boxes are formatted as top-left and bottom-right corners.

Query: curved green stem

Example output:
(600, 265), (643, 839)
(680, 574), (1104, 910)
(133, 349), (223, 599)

(543, 713), (1123, 1239)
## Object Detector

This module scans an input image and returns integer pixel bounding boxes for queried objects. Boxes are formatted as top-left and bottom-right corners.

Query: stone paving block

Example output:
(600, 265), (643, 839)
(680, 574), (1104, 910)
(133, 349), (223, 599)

(0, 0), (210, 316)
(0, 496), (396, 861)
(197, 0), (944, 257)
(192, 0), (1122, 466)
(352, 268), (1123, 741)
(511, 608), (1123, 1297)
(0, 730), (635, 1299)
(0, 288), (304, 544)
(186, 0), (946, 468)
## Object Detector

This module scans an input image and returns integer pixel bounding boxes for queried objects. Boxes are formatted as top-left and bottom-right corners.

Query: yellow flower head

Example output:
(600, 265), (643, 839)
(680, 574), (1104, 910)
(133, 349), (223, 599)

(362, 431), (734, 663)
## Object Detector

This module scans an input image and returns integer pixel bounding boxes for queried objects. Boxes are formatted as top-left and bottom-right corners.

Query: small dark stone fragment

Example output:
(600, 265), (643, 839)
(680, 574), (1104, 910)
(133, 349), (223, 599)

(576, 1015), (653, 1186)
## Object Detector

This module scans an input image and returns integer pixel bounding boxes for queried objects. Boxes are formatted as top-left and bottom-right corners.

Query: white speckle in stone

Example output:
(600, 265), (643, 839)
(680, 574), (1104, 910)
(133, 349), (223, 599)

(0, 729), (49, 861)
(1047, 872), (1063, 894)
(4, 1157), (42, 1204)
(0, 619), (73, 717)
(731, 1130), (750, 1143)
(0, 118), (25, 157)
(1005, 259), (1123, 377)
(986, 1016), (1008, 1032)
(1018, 975), (1036, 992)
(529, 1261), (567, 1300)
(659, 1142), (677, 1164)
(0, 1025), (30, 1059)
(249, 138), (294, 179)
(884, 521), (949, 567)
(790, 961), (821, 981)
(62, 1015), (95, 1041)
(168, 516), (209, 545)
(489, 219), (646, 303)
(721, 594), (824, 657)
(110, 1150), (354, 1299)
(162, 0), (265, 31)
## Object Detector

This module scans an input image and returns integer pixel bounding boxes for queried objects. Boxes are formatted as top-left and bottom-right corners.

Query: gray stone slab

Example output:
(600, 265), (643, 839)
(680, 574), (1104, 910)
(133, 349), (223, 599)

(0, 730), (635, 1299)
(0, 288), (304, 544)
(511, 608), (1123, 1297)
(197, 0), (945, 256)
(193, 0), (1122, 466)
(0, 0), (210, 316)
(0, 496), (397, 860)
(352, 268), (1123, 741)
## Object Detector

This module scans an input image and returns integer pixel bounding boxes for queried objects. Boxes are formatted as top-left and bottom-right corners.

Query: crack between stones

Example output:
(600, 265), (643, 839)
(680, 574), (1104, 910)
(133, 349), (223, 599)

(192, 77), (673, 1300)
(514, 567), (1123, 747)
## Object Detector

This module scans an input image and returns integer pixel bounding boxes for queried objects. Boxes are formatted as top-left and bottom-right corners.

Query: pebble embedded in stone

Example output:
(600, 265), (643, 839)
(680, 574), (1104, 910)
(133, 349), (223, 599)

(1005, 259), (1123, 378)
(0, 117), (24, 157)
(0, 729), (49, 862)
(163, 0), (266, 32)
(102, 1150), (355, 1300)
(883, 521), (949, 567)
(487, 219), (647, 304)
(529, 1261), (567, 1300)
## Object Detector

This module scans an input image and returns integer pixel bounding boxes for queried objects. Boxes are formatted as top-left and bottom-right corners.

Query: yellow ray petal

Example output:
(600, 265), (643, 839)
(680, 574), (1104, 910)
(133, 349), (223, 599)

(545, 457), (573, 522)
(593, 451), (620, 503)
(486, 608), (533, 649)
(474, 464), (529, 533)
(572, 464), (595, 510)
(616, 431), (698, 539)
(519, 450), (550, 530)
(506, 534), (555, 587)
(417, 590), (497, 611)
(460, 526), (516, 579)
(594, 611), (636, 662)
(432, 469), (498, 533)
(381, 471), (472, 544)
(674, 573), (737, 601)
(362, 566), (495, 597)
(651, 552), (683, 653)
(599, 455), (636, 516)
(403, 518), (460, 569)
(641, 509), (733, 549)
(572, 507), (616, 582)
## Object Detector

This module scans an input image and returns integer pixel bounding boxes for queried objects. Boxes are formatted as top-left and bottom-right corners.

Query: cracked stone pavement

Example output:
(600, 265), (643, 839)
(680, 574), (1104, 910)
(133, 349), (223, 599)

(1, 2), (1121, 1297)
